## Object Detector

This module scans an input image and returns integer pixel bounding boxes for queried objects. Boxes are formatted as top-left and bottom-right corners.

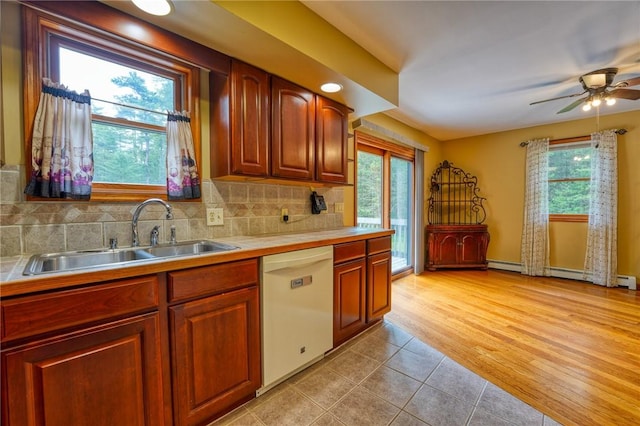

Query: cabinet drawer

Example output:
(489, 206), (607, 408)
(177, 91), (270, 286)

(168, 258), (259, 303)
(367, 236), (391, 255)
(334, 240), (366, 264)
(1, 276), (158, 343)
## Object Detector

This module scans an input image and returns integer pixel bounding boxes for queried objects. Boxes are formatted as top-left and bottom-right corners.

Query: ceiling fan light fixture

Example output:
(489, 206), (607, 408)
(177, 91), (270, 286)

(582, 102), (592, 112)
(591, 97), (602, 107)
(605, 97), (616, 106)
(581, 73), (607, 89)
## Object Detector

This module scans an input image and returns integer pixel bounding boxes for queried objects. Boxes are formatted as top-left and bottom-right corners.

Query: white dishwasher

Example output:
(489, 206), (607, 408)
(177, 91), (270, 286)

(259, 245), (333, 395)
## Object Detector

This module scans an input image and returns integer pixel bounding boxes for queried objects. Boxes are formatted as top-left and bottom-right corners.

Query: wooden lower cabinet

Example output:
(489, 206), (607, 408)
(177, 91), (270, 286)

(2, 313), (165, 426)
(333, 257), (367, 346)
(367, 237), (392, 322)
(333, 236), (392, 347)
(169, 286), (260, 426)
(367, 251), (392, 321)
(425, 224), (489, 271)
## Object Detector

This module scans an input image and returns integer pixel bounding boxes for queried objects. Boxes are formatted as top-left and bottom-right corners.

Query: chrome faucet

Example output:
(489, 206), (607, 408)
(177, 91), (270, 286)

(131, 198), (173, 247)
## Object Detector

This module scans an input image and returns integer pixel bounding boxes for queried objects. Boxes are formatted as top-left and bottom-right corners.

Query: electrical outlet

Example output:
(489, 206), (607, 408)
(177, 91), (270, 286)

(281, 208), (289, 223)
(334, 202), (344, 213)
(206, 208), (224, 226)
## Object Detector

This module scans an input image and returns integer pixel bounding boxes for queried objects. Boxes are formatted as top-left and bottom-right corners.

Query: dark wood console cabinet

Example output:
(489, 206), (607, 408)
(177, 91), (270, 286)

(425, 224), (489, 271)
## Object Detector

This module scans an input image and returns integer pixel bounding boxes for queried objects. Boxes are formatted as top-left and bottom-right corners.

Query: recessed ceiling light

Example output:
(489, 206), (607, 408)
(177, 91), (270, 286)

(321, 82), (343, 93)
(132, 0), (172, 16)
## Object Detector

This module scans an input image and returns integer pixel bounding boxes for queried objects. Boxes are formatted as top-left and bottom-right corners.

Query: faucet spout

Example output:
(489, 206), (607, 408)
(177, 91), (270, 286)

(131, 198), (173, 247)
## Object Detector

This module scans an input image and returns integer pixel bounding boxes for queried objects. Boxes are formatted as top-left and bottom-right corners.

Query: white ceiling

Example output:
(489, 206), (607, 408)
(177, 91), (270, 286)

(303, 1), (640, 140)
(103, 1), (640, 141)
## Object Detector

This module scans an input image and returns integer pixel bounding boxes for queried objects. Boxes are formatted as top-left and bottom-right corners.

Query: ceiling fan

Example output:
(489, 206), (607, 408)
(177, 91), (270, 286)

(530, 68), (640, 113)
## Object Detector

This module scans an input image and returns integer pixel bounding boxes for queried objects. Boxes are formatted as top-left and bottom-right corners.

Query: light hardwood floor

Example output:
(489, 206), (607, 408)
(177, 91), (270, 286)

(386, 269), (640, 426)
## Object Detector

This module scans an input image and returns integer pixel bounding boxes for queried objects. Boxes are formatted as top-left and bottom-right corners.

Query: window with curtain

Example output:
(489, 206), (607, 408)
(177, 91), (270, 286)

(23, 5), (200, 201)
(548, 137), (592, 222)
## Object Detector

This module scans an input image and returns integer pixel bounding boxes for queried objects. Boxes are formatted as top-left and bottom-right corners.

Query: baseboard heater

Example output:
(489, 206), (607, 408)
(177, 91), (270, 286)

(487, 259), (637, 290)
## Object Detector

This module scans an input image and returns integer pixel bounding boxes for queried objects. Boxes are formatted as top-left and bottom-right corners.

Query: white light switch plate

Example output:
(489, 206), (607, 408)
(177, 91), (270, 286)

(206, 208), (224, 226)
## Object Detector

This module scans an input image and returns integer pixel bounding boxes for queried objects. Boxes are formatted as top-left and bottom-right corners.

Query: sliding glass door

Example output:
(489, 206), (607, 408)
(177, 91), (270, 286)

(356, 133), (414, 275)
(390, 156), (412, 271)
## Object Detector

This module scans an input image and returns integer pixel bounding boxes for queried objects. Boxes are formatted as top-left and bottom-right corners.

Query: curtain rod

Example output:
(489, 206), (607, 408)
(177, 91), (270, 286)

(92, 97), (168, 117)
(519, 128), (627, 147)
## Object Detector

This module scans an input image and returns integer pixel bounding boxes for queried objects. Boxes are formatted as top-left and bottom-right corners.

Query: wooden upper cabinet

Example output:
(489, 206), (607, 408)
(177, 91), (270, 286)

(230, 61), (270, 176)
(271, 76), (316, 180)
(212, 63), (349, 184)
(316, 96), (349, 184)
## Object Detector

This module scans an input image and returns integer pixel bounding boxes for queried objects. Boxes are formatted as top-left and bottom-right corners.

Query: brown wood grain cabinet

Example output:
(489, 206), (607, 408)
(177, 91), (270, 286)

(230, 61), (271, 177)
(333, 236), (392, 347)
(366, 236), (392, 322)
(316, 96), (350, 184)
(211, 61), (349, 185)
(1, 276), (165, 426)
(167, 259), (261, 426)
(425, 224), (489, 271)
(333, 240), (367, 346)
(271, 76), (316, 181)
(211, 60), (270, 178)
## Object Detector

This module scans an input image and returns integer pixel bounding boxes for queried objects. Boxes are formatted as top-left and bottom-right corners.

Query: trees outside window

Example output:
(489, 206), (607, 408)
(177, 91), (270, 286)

(548, 140), (591, 221)
(23, 4), (200, 201)
(356, 132), (414, 275)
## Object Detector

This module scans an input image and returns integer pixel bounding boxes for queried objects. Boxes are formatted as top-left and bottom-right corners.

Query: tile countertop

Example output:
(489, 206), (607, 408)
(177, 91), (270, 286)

(0, 227), (394, 298)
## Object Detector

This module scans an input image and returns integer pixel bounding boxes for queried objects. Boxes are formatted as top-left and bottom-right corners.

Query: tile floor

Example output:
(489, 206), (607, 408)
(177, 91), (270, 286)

(211, 321), (562, 426)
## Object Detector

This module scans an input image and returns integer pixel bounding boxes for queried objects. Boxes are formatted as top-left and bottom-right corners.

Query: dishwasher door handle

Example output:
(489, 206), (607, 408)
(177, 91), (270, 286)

(291, 275), (312, 288)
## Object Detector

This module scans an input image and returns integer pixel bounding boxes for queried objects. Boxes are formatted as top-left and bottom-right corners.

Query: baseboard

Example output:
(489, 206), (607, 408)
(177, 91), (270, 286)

(487, 259), (637, 290)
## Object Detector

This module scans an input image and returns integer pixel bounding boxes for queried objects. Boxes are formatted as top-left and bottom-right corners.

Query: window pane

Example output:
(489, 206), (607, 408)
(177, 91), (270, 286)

(59, 47), (174, 127)
(390, 157), (412, 272)
(357, 151), (383, 228)
(92, 122), (166, 185)
(549, 180), (590, 214)
(549, 146), (592, 179)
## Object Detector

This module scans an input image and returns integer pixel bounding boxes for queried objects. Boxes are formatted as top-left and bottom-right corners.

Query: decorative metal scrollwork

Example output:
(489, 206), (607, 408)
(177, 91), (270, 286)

(427, 160), (487, 225)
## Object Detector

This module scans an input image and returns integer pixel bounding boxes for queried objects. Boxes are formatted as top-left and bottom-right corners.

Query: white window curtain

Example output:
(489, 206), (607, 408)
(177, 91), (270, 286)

(166, 111), (201, 200)
(521, 138), (550, 276)
(584, 130), (618, 287)
(24, 78), (93, 200)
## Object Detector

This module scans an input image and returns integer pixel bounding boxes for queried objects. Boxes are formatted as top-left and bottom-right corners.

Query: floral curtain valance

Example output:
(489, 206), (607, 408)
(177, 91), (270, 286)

(166, 111), (200, 200)
(24, 78), (94, 200)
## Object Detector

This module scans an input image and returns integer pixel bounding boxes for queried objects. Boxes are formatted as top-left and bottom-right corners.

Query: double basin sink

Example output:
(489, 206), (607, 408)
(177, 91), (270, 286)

(23, 240), (239, 275)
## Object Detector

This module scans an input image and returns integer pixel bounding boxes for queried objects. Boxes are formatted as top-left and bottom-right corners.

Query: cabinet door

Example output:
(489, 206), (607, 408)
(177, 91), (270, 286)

(367, 251), (392, 322)
(459, 233), (488, 265)
(434, 233), (459, 265)
(271, 77), (315, 180)
(316, 96), (348, 183)
(170, 286), (260, 426)
(2, 313), (164, 426)
(231, 60), (270, 176)
(333, 258), (367, 346)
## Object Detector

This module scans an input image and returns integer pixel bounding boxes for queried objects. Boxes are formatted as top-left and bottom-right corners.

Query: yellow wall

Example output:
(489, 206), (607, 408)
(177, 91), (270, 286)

(440, 110), (640, 279)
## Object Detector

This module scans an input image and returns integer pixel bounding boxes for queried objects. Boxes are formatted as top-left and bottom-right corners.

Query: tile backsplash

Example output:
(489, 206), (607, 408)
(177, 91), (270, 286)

(0, 165), (344, 257)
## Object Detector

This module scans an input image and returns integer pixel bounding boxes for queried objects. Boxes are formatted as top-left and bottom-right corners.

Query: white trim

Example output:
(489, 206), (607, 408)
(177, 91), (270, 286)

(488, 259), (637, 290)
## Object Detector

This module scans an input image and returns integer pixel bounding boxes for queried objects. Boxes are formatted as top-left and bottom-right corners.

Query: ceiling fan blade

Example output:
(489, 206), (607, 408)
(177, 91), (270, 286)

(557, 97), (588, 114)
(529, 91), (586, 106)
(609, 88), (640, 100)
(614, 76), (640, 88)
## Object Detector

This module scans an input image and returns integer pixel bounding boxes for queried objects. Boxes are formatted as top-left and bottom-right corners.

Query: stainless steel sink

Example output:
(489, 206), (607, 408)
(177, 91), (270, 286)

(23, 240), (238, 275)
(144, 240), (238, 258)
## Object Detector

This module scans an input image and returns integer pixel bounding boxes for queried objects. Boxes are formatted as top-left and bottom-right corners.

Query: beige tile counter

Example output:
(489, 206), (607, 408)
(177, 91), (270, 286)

(1, 227), (393, 297)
